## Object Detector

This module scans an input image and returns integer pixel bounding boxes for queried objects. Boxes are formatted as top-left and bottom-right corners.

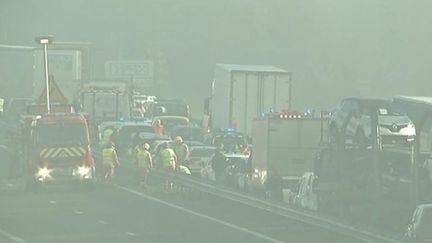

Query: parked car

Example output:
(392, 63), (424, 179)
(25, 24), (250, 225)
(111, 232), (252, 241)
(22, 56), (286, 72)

(113, 122), (155, 155)
(152, 116), (190, 134)
(329, 97), (415, 147)
(210, 132), (248, 154)
(200, 153), (250, 189)
(170, 125), (204, 142)
(187, 146), (216, 175)
(293, 172), (318, 210)
(405, 204), (432, 243)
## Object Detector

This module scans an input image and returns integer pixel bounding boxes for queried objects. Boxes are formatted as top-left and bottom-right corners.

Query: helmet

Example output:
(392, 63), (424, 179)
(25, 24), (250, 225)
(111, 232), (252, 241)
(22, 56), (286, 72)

(174, 136), (183, 143)
(142, 143), (150, 150)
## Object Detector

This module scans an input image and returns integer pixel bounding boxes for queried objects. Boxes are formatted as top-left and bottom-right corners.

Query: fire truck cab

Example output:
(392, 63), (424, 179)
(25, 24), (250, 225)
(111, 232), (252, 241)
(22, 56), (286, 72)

(25, 112), (95, 188)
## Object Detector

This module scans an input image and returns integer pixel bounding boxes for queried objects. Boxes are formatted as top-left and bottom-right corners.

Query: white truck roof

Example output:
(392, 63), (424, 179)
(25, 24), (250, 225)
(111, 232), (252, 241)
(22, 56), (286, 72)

(396, 96), (432, 106)
(216, 64), (289, 74)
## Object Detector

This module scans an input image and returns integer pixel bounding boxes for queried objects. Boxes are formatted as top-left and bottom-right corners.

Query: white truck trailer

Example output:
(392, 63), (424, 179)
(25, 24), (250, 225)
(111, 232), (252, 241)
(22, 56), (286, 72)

(250, 112), (328, 189)
(209, 64), (292, 136)
(80, 81), (130, 123)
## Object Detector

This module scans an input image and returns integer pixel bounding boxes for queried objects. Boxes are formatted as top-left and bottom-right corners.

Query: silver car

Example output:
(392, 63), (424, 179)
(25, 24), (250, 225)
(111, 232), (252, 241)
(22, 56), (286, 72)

(329, 97), (415, 147)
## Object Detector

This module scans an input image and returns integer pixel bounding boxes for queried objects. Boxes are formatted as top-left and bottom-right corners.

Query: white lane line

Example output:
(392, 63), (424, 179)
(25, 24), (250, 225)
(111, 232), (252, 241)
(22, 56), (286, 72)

(115, 185), (285, 243)
(126, 232), (136, 236)
(98, 220), (109, 225)
(0, 227), (28, 243)
(73, 210), (83, 215)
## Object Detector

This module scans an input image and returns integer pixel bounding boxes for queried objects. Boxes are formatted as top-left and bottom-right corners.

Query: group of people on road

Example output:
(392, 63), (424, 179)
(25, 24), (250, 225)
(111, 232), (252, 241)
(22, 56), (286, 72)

(101, 129), (191, 189)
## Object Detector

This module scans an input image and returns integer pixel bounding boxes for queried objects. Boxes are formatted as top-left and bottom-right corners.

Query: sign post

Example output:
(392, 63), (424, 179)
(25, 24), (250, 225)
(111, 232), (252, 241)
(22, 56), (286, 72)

(35, 36), (54, 113)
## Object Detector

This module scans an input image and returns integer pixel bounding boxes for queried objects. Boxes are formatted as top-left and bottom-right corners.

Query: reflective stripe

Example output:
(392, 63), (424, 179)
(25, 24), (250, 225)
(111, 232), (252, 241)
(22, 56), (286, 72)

(103, 148), (115, 165)
(39, 147), (87, 158)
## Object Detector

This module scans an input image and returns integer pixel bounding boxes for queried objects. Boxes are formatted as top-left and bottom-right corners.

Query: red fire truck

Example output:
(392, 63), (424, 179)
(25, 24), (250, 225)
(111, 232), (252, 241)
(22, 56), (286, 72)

(24, 112), (95, 189)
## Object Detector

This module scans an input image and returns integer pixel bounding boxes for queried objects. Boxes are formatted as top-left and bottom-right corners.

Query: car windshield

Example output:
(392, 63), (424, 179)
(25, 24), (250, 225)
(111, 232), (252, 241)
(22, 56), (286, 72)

(173, 128), (203, 141)
(35, 123), (87, 146)
(213, 136), (247, 148)
(420, 208), (432, 226)
(190, 148), (215, 157)
(160, 118), (189, 128)
(154, 103), (189, 117)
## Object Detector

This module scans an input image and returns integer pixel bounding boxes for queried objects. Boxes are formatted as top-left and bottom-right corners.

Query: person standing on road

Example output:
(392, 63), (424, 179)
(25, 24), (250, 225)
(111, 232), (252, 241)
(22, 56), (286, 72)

(101, 126), (115, 148)
(159, 142), (177, 190)
(160, 142), (177, 171)
(210, 145), (227, 185)
(136, 143), (153, 188)
(172, 136), (189, 167)
(102, 142), (120, 183)
(153, 119), (164, 135)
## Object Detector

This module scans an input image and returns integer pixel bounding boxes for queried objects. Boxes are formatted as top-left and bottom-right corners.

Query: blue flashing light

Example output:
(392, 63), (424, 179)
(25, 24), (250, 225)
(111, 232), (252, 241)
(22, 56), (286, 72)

(225, 128), (237, 135)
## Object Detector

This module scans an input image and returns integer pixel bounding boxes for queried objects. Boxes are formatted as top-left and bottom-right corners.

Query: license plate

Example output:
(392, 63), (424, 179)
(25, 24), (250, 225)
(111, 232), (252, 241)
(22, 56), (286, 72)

(53, 168), (73, 176)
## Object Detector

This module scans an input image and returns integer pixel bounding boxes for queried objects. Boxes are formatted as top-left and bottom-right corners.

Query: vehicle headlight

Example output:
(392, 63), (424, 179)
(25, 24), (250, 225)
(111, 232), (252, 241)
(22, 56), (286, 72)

(77, 166), (91, 178)
(37, 167), (52, 180)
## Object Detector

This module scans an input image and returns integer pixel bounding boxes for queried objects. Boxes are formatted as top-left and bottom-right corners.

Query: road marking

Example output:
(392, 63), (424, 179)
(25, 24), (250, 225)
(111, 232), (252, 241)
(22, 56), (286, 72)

(73, 210), (83, 215)
(49, 200), (56, 204)
(115, 185), (285, 243)
(98, 220), (109, 225)
(126, 232), (136, 236)
(0, 227), (28, 243)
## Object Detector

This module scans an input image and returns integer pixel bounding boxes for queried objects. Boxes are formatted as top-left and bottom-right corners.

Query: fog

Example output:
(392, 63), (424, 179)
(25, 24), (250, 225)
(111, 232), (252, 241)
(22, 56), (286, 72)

(1, 0), (432, 115)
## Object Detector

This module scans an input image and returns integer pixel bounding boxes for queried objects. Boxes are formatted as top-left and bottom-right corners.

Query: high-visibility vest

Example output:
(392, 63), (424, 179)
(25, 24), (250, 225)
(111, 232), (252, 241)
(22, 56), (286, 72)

(102, 147), (116, 166)
(160, 148), (175, 168)
(174, 144), (188, 162)
(137, 149), (151, 168)
(0, 98), (4, 113)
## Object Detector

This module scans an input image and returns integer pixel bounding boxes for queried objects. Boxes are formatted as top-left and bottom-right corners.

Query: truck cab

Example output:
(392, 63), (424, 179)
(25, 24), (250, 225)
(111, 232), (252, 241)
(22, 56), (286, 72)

(25, 113), (95, 188)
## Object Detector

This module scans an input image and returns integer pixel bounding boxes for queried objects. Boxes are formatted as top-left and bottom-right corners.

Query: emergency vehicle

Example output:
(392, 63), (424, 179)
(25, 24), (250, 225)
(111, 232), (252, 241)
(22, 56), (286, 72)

(24, 112), (95, 188)
(22, 77), (95, 189)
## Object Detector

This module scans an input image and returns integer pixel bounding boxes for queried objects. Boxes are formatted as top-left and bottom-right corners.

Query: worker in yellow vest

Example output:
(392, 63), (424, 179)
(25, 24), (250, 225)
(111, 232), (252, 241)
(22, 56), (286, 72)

(173, 136), (189, 167)
(136, 143), (152, 188)
(102, 142), (120, 183)
(159, 142), (177, 190)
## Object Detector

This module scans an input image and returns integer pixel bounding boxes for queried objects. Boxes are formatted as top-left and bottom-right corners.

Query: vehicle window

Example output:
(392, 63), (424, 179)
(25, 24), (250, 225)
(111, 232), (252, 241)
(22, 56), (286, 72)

(341, 100), (352, 112)
(35, 123), (87, 146)
(190, 148), (215, 157)
(155, 103), (189, 117)
(420, 208), (432, 225)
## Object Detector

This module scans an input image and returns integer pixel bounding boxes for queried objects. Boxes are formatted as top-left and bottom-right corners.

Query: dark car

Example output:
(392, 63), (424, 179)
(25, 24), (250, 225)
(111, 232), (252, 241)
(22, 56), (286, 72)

(170, 125), (204, 142)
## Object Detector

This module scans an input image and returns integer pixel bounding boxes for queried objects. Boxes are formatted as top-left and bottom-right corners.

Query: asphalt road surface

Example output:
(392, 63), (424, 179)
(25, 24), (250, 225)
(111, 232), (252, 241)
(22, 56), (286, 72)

(0, 161), (368, 243)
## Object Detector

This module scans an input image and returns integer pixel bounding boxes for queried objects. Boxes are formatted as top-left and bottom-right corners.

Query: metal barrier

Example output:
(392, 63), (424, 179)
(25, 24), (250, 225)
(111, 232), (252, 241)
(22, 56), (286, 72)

(153, 169), (403, 243)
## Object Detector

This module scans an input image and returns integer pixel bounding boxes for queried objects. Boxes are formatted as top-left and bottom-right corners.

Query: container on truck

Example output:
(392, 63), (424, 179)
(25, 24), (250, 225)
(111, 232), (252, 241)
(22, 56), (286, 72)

(207, 64), (292, 136)
(80, 81), (130, 123)
(250, 111), (328, 190)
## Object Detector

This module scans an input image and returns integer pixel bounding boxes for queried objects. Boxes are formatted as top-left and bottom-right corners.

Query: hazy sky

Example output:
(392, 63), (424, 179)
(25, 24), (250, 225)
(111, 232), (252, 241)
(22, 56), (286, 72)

(1, 0), (432, 115)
